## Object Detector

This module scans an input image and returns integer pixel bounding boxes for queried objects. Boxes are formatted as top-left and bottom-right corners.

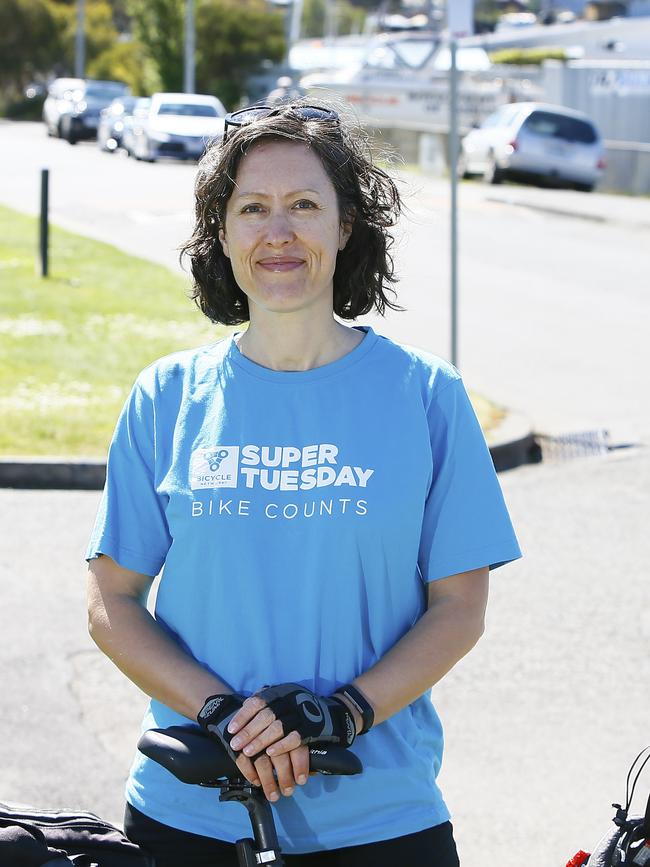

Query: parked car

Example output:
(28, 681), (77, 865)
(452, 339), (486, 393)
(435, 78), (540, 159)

(130, 93), (226, 162)
(458, 102), (605, 191)
(43, 78), (131, 143)
(121, 98), (151, 156)
(97, 96), (139, 152)
(42, 77), (84, 137)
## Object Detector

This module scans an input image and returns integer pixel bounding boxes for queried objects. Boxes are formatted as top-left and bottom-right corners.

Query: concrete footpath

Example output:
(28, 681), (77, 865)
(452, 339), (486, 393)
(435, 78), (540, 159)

(482, 183), (650, 229)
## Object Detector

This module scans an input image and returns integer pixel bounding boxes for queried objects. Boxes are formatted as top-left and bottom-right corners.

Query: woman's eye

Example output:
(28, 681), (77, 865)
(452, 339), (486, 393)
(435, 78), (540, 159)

(294, 199), (317, 210)
(241, 203), (263, 214)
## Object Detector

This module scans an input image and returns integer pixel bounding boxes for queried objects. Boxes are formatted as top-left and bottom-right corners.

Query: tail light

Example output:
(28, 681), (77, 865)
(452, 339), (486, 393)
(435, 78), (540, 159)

(504, 139), (518, 156)
(597, 156), (607, 170)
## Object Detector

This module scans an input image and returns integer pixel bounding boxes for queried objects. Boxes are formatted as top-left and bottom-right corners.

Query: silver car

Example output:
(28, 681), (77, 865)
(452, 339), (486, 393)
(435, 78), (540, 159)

(459, 102), (605, 192)
(131, 93), (226, 163)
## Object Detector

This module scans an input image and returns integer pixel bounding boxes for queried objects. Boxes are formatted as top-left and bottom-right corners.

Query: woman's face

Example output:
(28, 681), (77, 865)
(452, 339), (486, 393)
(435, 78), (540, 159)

(219, 140), (352, 320)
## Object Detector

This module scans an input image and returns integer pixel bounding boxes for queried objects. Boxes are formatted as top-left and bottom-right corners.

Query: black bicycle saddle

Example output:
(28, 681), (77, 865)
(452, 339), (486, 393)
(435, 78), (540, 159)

(138, 726), (363, 785)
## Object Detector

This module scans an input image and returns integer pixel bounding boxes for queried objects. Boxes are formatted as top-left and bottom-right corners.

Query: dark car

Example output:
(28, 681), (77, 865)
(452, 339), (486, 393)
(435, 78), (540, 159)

(53, 79), (131, 144)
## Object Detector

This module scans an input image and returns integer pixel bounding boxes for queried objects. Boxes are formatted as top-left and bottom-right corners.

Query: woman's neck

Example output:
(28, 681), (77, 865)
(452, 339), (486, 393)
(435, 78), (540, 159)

(235, 316), (364, 372)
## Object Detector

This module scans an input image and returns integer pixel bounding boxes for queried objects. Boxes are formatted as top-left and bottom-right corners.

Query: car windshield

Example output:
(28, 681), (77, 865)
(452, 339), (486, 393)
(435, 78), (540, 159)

(85, 82), (129, 99)
(523, 111), (597, 144)
(157, 103), (219, 117)
(110, 97), (137, 115)
(481, 105), (523, 128)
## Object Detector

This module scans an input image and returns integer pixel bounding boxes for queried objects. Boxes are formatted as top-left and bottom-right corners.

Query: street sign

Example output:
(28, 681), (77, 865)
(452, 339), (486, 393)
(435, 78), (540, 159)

(447, 0), (474, 38)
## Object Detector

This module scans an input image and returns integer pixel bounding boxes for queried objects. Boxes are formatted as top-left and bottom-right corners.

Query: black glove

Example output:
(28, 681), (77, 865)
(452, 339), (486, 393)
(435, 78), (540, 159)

(256, 683), (356, 747)
(197, 693), (245, 763)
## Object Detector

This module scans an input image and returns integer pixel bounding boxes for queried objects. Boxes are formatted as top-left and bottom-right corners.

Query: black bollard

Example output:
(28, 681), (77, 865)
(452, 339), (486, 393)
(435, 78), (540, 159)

(39, 168), (49, 277)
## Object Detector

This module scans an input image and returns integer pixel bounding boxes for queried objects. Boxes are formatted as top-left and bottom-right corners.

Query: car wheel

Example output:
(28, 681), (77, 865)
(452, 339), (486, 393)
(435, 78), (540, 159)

(574, 181), (594, 193)
(136, 136), (154, 162)
(64, 119), (77, 145)
(56, 119), (64, 139)
(483, 154), (504, 185)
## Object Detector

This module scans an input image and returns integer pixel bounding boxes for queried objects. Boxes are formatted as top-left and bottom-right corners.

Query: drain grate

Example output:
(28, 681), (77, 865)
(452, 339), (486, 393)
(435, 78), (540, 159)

(536, 429), (611, 462)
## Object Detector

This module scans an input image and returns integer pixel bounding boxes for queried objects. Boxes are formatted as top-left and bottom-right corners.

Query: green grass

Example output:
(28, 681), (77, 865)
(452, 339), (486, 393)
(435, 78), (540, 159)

(0, 205), (225, 456)
(0, 205), (502, 456)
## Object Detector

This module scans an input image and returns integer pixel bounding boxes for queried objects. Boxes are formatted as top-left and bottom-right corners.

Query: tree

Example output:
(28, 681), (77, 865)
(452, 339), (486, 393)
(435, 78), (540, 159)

(127, 0), (185, 91)
(128, 0), (285, 107)
(45, 0), (120, 74)
(301, 0), (367, 38)
(88, 38), (162, 94)
(0, 0), (61, 98)
(195, 0), (286, 108)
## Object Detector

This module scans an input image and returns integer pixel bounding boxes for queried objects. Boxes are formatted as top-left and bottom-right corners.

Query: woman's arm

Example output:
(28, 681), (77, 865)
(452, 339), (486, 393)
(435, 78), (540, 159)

(87, 553), (309, 798)
(345, 565), (489, 725)
(228, 566), (489, 751)
(87, 554), (231, 722)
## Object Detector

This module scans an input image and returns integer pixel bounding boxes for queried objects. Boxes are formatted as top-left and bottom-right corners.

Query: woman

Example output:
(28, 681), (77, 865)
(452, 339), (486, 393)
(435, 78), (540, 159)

(86, 101), (522, 866)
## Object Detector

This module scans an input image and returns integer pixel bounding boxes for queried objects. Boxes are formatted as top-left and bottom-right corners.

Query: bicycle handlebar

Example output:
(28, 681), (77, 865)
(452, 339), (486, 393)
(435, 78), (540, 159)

(138, 725), (363, 786)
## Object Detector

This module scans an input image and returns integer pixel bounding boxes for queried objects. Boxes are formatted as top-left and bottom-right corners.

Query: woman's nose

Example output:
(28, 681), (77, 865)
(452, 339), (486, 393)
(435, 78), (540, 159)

(264, 213), (295, 246)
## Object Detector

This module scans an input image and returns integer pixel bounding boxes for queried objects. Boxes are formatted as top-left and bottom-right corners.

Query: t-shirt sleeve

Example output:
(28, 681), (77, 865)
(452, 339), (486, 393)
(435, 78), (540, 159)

(86, 379), (171, 576)
(418, 376), (522, 583)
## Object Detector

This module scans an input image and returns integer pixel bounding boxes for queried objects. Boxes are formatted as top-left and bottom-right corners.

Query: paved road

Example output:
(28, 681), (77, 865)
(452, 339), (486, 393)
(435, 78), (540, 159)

(1, 121), (649, 865)
(1, 444), (648, 866)
(1, 121), (649, 444)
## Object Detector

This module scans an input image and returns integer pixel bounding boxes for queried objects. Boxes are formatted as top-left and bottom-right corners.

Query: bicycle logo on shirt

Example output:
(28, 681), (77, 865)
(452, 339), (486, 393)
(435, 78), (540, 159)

(206, 449), (231, 471)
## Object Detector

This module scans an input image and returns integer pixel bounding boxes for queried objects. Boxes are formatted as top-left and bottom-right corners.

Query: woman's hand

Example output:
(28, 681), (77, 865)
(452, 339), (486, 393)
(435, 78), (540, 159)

(229, 694), (309, 802)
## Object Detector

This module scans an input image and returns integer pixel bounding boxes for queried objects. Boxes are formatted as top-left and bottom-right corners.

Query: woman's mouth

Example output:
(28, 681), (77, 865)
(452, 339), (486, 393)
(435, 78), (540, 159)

(257, 258), (304, 272)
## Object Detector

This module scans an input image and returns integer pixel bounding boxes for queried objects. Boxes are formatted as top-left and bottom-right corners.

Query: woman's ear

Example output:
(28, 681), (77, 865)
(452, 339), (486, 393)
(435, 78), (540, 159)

(339, 213), (354, 250)
(218, 226), (229, 258)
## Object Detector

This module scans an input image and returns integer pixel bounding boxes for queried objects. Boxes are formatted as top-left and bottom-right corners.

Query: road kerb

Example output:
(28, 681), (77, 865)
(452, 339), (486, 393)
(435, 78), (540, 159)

(0, 411), (538, 489)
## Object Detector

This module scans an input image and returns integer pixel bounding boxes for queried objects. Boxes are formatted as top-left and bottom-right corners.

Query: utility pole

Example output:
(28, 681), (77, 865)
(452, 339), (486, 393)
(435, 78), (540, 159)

(289, 0), (303, 48)
(184, 0), (196, 94)
(449, 38), (459, 370)
(75, 0), (85, 79)
(324, 0), (335, 41)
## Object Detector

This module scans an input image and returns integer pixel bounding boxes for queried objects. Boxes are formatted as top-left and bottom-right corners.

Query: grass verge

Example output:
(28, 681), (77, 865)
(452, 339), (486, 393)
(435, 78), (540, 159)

(0, 205), (223, 456)
(0, 205), (503, 456)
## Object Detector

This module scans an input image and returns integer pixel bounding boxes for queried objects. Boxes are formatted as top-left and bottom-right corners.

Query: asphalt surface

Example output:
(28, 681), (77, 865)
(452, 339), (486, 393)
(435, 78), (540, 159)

(1, 121), (649, 865)
(1, 443), (648, 866)
(2, 122), (649, 445)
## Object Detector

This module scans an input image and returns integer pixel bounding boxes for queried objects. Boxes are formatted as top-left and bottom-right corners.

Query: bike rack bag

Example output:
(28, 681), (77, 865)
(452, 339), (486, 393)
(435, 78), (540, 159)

(0, 802), (154, 867)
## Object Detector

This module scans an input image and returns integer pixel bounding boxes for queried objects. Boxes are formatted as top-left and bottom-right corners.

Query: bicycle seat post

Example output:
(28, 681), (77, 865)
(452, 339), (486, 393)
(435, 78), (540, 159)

(220, 780), (285, 866)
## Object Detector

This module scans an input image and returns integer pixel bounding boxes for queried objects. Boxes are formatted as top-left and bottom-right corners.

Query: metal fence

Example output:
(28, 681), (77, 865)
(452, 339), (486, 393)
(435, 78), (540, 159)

(542, 59), (650, 144)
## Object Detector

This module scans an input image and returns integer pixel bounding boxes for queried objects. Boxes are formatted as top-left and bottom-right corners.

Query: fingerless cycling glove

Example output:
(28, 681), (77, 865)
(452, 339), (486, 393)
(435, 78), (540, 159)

(256, 683), (356, 747)
(197, 693), (245, 763)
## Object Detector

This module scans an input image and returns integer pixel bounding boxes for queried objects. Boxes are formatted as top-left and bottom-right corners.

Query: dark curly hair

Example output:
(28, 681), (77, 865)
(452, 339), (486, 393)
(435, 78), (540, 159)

(179, 100), (404, 325)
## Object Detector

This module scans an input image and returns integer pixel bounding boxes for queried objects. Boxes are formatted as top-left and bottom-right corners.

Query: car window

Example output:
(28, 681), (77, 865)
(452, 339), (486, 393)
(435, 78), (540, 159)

(85, 82), (129, 99)
(523, 111), (597, 143)
(157, 103), (219, 117)
(110, 97), (136, 115)
(556, 115), (597, 144)
(481, 105), (522, 128)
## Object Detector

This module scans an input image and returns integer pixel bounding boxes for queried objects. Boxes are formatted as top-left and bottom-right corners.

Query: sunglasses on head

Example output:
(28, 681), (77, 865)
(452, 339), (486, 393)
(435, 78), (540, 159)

(222, 104), (339, 143)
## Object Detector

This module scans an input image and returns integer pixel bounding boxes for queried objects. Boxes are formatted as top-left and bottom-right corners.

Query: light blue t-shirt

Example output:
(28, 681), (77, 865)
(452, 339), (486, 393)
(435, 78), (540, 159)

(86, 325), (521, 853)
